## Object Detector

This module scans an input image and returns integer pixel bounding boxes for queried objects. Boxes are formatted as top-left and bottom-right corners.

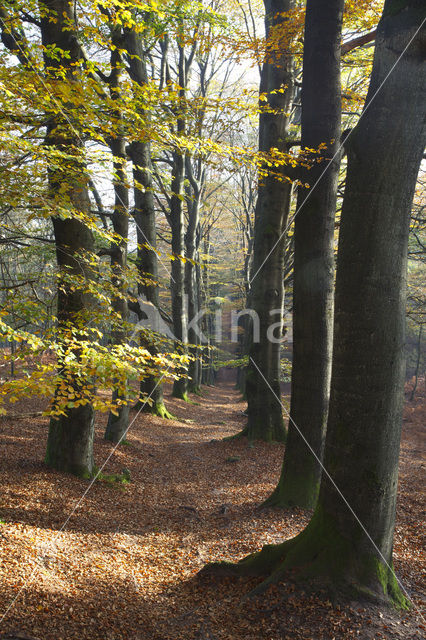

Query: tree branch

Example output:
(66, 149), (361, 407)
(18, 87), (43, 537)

(341, 29), (376, 56)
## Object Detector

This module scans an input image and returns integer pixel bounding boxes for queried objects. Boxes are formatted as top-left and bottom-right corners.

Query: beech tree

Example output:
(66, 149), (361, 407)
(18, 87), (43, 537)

(266, 0), (345, 508)
(203, 0), (426, 606)
(40, 0), (98, 477)
(0, 1), (187, 471)
(185, 155), (204, 394)
(104, 23), (131, 442)
(124, 19), (173, 420)
(244, 0), (295, 442)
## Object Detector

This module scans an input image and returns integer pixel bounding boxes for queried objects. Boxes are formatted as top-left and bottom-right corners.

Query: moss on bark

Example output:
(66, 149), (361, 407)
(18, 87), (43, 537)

(172, 377), (190, 401)
(200, 505), (409, 609)
(172, 389), (190, 402)
(45, 405), (95, 478)
(189, 385), (203, 396)
(138, 401), (174, 420)
(222, 425), (249, 441)
(248, 418), (287, 443)
(263, 468), (319, 510)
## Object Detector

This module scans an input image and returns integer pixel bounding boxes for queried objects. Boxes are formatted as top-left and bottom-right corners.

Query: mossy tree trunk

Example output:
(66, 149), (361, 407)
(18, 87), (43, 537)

(203, 0), (426, 606)
(266, 0), (344, 508)
(124, 27), (172, 419)
(245, 0), (295, 442)
(40, 0), (96, 477)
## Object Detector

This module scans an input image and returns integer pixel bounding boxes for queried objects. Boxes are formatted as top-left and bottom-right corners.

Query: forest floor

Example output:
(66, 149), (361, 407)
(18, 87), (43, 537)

(0, 374), (424, 640)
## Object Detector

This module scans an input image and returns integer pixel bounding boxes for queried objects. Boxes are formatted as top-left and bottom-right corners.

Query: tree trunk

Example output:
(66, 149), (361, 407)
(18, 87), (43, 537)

(104, 138), (131, 442)
(124, 27), (172, 419)
(201, 235), (216, 386)
(195, 259), (204, 390)
(41, 0), (96, 477)
(245, 0), (295, 442)
(171, 44), (189, 401)
(409, 323), (423, 401)
(236, 221), (254, 396)
(266, 0), (344, 508)
(185, 238), (202, 394)
(202, 0), (426, 606)
(185, 159), (203, 394)
(104, 39), (131, 443)
(170, 148), (189, 399)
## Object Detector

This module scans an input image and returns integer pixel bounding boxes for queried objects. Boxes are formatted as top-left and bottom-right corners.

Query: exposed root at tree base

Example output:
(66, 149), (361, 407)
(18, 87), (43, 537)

(189, 386), (203, 396)
(133, 401), (175, 419)
(171, 391), (191, 403)
(222, 426), (249, 441)
(260, 480), (319, 511)
(199, 506), (410, 610)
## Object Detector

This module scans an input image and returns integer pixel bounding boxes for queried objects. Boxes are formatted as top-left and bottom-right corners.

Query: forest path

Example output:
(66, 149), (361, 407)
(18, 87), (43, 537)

(0, 380), (424, 640)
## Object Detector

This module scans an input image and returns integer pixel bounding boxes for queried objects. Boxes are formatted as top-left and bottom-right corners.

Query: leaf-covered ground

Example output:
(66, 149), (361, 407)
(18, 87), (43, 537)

(0, 376), (424, 639)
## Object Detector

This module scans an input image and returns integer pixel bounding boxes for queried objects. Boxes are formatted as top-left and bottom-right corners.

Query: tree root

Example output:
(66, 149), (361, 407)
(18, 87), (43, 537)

(133, 401), (175, 420)
(222, 425), (249, 441)
(189, 386), (203, 396)
(150, 402), (175, 420)
(199, 505), (410, 608)
(171, 390), (191, 403)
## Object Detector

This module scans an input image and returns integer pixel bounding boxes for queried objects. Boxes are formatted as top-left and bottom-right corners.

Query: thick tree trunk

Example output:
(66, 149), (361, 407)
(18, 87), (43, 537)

(45, 206), (96, 477)
(266, 0), (344, 508)
(46, 405), (95, 478)
(293, 0), (426, 600)
(40, 0), (96, 477)
(203, 0), (426, 606)
(124, 28), (171, 418)
(245, 0), (295, 442)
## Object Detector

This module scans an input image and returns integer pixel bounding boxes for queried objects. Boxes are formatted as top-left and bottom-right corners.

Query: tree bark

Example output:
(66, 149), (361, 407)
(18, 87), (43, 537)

(185, 158), (204, 394)
(170, 44), (189, 401)
(104, 37), (131, 443)
(124, 27), (172, 419)
(245, 0), (295, 442)
(266, 0), (344, 508)
(202, 0), (426, 606)
(236, 196), (254, 395)
(40, 0), (96, 477)
(409, 323), (423, 401)
(200, 232), (218, 386)
(195, 258), (204, 390)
